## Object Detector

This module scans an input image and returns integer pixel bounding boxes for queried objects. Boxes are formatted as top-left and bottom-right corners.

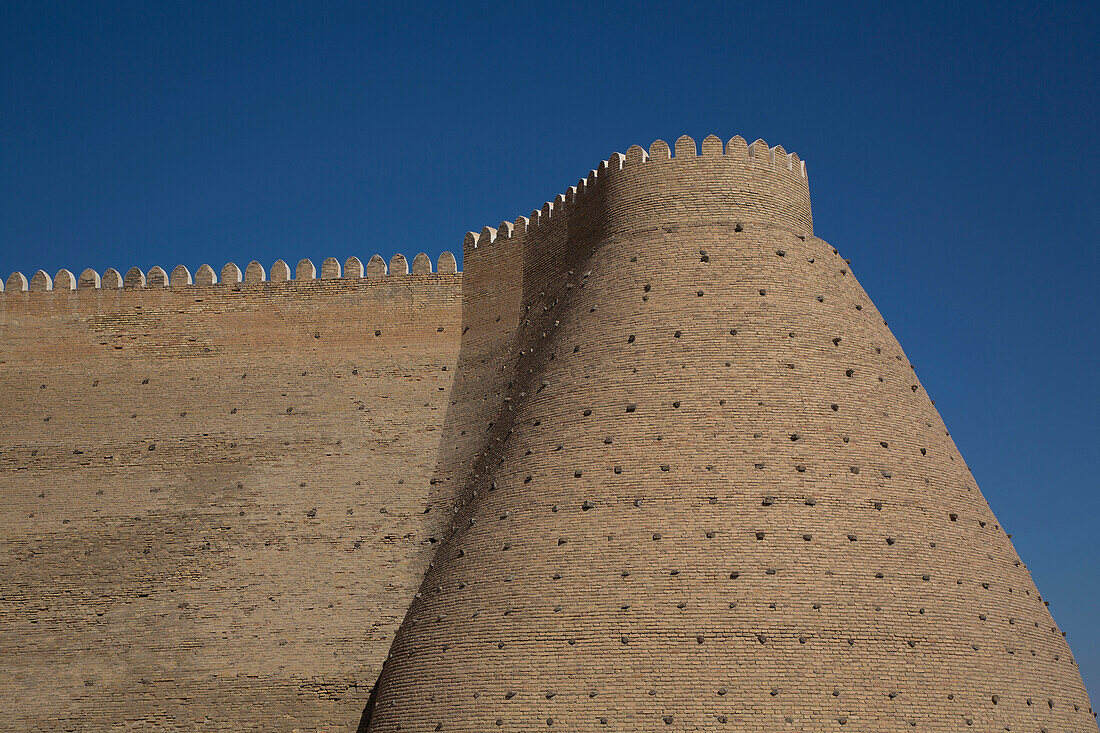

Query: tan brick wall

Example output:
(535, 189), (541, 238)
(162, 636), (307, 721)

(0, 134), (1094, 732)
(0, 270), (462, 730)
(367, 136), (1096, 732)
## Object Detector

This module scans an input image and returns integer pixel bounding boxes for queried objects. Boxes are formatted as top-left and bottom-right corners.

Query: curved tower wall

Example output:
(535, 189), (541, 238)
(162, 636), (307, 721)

(367, 136), (1096, 731)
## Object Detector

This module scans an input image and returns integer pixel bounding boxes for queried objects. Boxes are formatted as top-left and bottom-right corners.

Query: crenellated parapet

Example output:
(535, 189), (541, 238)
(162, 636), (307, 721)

(1, 252), (459, 294)
(463, 134), (809, 254)
(459, 134), (811, 309)
(455, 133), (812, 355)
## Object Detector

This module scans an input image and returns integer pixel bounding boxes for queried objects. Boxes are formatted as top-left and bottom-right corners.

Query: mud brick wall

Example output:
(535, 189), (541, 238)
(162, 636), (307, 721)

(0, 134), (1095, 733)
(0, 263), (462, 731)
(367, 136), (1097, 732)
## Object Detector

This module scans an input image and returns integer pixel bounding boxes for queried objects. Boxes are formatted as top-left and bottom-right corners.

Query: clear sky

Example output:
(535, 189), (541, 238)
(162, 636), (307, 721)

(2, 0), (1097, 697)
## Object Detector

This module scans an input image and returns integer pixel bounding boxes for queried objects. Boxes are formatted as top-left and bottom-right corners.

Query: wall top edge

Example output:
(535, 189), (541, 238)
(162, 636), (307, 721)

(463, 133), (811, 253)
(2, 252), (460, 294)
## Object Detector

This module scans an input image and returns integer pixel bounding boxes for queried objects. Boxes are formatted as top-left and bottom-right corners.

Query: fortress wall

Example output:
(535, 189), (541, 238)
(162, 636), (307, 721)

(368, 138), (1096, 731)
(0, 265), (463, 730)
(0, 135), (1094, 733)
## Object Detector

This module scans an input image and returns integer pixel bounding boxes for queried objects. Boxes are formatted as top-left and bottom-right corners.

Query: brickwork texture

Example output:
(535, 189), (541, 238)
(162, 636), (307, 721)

(0, 134), (1094, 732)
(0, 260), (463, 730)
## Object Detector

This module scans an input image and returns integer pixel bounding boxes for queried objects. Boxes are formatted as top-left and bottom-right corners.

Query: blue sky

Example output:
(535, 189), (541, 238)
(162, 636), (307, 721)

(2, 0), (1097, 696)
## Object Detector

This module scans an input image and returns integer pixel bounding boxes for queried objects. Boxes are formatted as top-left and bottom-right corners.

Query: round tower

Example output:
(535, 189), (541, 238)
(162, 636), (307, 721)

(365, 135), (1097, 731)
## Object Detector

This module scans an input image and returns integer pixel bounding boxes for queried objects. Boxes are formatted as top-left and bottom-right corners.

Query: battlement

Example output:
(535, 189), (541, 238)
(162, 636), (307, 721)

(4, 133), (805, 297)
(462, 133), (811, 264)
(1, 251), (460, 294)
(456, 134), (812, 334)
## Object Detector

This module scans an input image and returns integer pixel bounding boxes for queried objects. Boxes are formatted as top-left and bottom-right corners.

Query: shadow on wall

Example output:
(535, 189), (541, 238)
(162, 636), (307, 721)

(352, 161), (617, 730)
(356, 674), (381, 733)
(352, 255), (518, 729)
